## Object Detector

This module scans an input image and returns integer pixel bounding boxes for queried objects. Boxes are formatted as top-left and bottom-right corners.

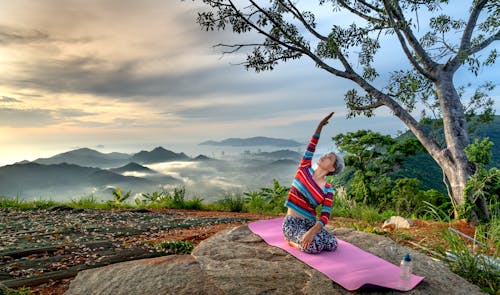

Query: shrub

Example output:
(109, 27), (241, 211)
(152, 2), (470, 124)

(216, 194), (245, 212)
(69, 195), (99, 209)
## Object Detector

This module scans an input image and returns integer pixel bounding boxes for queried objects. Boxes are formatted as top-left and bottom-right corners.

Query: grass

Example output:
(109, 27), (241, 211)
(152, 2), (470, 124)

(0, 196), (60, 210)
(425, 201), (499, 294)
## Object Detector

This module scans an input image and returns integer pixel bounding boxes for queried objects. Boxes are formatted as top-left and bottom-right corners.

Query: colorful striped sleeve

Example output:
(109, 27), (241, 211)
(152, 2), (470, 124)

(299, 133), (319, 168)
(318, 185), (334, 227)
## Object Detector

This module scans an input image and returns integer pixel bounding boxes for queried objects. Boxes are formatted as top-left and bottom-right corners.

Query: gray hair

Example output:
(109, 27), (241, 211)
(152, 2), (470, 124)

(333, 154), (345, 175)
(328, 153), (345, 176)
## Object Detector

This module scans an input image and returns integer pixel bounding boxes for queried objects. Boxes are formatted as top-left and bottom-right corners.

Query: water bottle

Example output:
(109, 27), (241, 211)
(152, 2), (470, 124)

(399, 253), (412, 291)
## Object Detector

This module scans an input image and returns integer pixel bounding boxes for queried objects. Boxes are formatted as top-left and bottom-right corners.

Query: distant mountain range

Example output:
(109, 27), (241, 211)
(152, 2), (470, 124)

(199, 136), (302, 147)
(32, 146), (190, 168)
(0, 145), (301, 201)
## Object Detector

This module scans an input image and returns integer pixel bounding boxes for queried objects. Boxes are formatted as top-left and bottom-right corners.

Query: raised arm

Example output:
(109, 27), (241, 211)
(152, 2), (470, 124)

(314, 112), (334, 136)
(299, 112), (335, 168)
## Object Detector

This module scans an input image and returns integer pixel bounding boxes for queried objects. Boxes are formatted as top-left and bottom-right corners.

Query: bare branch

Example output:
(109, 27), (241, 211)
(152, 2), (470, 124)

(384, 0), (439, 74)
(337, 0), (385, 24)
(458, 0), (487, 52)
(224, 1), (305, 54)
(448, 0), (489, 71)
(276, 0), (328, 41)
(357, 0), (385, 13)
(349, 100), (384, 111)
(469, 30), (500, 54)
(382, 0), (436, 81)
(214, 43), (263, 53)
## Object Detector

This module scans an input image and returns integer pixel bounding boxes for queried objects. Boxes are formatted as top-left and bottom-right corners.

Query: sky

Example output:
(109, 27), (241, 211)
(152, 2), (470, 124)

(0, 0), (498, 166)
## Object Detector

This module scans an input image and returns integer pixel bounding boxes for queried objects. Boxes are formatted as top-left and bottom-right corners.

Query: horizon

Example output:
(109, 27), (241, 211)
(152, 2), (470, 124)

(1, 1), (498, 167)
(0, 136), (318, 167)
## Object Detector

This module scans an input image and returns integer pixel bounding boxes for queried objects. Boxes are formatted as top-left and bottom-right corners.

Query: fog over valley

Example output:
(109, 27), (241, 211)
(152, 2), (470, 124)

(0, 138), (318, 203)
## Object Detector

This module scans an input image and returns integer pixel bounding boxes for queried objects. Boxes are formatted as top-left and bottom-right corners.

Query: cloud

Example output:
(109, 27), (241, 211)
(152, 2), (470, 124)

(0, 107), (95, 128)
(0, 108), (56, 127)
(1, 96), (22, 103)
(0, 24), (50, 45)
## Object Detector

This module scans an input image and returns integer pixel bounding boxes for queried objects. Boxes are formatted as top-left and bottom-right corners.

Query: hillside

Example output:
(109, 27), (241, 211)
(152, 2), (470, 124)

(0, 162), (180, 200)
(32, 146), (190, 169)
(34, 148), (130, 168)
(392, 116), (500, 192)
(130, 147), (189, 164)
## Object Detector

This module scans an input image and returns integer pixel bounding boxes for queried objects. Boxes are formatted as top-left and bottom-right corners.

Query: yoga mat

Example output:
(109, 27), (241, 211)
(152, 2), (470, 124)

(248, 218), (424, 291)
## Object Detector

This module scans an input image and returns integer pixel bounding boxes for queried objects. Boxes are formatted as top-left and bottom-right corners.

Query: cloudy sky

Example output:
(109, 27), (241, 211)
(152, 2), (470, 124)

(1, 0), (498, 166)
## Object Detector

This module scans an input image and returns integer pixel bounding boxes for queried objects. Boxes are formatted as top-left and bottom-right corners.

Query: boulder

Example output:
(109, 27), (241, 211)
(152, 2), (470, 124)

(64, 255), (222, 295)
(65, 225), (486, 295)
(382, 216), (413, 229)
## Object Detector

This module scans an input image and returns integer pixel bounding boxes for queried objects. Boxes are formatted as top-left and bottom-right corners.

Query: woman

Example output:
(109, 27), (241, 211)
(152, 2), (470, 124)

(282, 112), (344, 254)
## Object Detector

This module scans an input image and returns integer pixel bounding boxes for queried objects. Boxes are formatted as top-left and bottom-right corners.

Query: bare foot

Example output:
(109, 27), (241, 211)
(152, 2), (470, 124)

(286, 239), (300, 249)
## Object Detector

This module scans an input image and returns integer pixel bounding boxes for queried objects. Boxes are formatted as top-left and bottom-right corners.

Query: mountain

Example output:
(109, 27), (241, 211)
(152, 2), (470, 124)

(192, 155), (214, 161)
(110, 162), (155, 174)
(31, 146), (191, 168)
(199, 137), (302, 147)
(252, 149), (302, 160)
(34, 148), (130, 168)
(0, 162), (181, 200)
(131, 147), (190, 164)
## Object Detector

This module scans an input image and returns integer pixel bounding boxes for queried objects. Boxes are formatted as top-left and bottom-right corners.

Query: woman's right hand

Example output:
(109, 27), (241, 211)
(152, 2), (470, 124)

(315, 112), (334, 134)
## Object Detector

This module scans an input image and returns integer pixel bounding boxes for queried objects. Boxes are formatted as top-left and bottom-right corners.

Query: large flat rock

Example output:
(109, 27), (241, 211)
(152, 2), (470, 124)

(65, 225), (486, 294)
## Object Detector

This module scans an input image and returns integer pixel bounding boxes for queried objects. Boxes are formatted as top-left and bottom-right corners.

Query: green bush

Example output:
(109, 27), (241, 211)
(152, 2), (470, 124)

(381, 209), (397, 220)
(244, 191), (267, 213)
(216, 194), (246, 212)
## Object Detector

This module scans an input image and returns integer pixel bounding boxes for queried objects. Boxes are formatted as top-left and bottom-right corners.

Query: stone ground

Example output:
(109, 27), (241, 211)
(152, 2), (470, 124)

(0, 208), (477, 294)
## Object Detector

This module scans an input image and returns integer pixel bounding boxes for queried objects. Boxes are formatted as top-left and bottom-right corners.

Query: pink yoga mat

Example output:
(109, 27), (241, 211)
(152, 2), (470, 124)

(248, 218), (424, 291)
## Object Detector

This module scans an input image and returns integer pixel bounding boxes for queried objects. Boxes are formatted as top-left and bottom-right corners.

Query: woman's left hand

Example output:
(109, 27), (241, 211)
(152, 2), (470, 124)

(301, 230), (315, 249)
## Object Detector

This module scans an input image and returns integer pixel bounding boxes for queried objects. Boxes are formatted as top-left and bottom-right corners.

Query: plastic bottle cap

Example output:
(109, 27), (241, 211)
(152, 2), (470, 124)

(403, 254), (411, 262)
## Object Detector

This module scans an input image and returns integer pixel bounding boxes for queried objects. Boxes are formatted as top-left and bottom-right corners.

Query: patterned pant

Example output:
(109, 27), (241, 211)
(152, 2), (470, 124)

(282, 215), (338, 254)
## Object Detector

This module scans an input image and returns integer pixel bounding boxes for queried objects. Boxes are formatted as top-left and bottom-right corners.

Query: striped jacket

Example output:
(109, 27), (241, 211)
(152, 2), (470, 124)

(284, 133), (333, 226)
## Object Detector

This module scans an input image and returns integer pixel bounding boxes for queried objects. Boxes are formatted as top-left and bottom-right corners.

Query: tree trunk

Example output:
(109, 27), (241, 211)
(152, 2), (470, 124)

(433, 72), (474, 218)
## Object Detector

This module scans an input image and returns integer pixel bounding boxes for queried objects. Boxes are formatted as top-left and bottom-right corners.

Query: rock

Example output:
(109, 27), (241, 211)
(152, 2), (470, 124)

(64, 255), (222, 295)
(383, 216), (413, 229)
(65, 225), (486, 295)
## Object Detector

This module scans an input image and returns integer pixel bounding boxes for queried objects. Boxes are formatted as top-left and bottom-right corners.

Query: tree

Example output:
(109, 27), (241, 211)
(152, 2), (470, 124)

(332, 130), (422, 204)
(191, 0), (498, 216)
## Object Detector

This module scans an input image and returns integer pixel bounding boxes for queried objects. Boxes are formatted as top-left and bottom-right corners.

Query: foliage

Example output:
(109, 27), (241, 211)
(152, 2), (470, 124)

(140, 191), (168, 204)
(463, 137), (499, 221)
(215, 194), (246, 212)
(331, 130), (443, 216)
(425, 202), (500, 294)
(112, 187), (131, 204)
(465, 137), (494, 168)
(155, 240), (194, 255)
(333, 130), (422, 205)
(463, 167), (500, 221)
